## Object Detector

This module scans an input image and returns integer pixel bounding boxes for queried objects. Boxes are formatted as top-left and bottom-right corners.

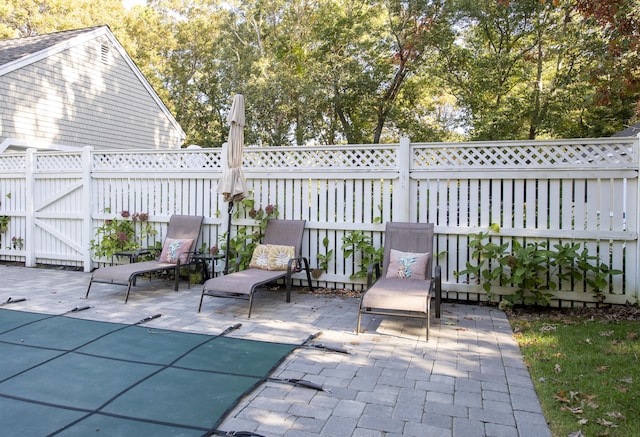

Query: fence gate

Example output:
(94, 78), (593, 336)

(25, 149), (91, 270)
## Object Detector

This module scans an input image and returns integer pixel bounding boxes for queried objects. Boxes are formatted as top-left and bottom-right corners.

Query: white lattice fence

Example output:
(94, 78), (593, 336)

(0, 138), (637, 305)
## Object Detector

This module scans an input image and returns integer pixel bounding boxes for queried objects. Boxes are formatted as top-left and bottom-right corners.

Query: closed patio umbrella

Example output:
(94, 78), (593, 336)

(217, 94), (247, 274)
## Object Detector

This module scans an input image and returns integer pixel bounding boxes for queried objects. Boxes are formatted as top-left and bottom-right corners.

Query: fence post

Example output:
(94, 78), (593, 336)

(82, 147), (93, 272)
(394, 136), (411, 222)
(24, 149), (35, 267)
(635, 135), (640, 300)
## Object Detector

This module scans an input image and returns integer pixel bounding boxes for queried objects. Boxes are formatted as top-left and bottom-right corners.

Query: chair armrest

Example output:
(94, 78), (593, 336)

(233, 254), (245, 273)
(366, 262), (381, 288)
(290, 256), (310, 274)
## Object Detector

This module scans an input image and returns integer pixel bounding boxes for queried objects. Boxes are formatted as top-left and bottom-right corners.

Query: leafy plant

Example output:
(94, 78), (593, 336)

(342, 230), (383, 280)
(317, 236), (333, 272)
(456, 226), (622, 307)
(313, 236), (334, 278)
(11, 236), (23, 250)
(0, 215), (10, 233)
(224, 203), (279, 271)
(90, 211), (157, 259)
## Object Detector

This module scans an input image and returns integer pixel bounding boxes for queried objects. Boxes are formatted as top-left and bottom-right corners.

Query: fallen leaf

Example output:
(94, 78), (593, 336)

(540, 323), (556, 332)
(619, 377), (633, 384)
(560, 406), (583, 414)
(585, 338), (592, 344)
(553, 390), (570, 403)
(600, 330), (614, 337)
(596, 418), (618, 427)
(554, 363), (562, 374)
(606, 412), (626, 420)
(626, 332), (637, 340)
(578, 419), (589, 425)
(568, 432), (585, 437)
(596, 365), (609, 373)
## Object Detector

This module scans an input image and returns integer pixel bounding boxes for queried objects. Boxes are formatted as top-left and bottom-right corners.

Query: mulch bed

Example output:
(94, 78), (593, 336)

(505, 303), (640, 322)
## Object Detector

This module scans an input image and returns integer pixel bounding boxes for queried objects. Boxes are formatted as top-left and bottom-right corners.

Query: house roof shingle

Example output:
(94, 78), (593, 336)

(0, 26), (104, 68)
(612, 123), (640, 137)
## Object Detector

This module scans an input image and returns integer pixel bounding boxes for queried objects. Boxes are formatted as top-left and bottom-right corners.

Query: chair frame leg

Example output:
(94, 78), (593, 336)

(85, 280), (93, 298)
(247, 294), (254, 318)
(124, 281), (134, 303)
(198, 287), (205, 312)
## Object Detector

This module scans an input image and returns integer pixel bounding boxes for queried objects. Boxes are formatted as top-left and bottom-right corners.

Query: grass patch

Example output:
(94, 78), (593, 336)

(510, 310), (640, 437)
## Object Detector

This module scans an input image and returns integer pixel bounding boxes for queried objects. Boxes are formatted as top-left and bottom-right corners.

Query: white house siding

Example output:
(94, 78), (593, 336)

(0, 32), (183, 150)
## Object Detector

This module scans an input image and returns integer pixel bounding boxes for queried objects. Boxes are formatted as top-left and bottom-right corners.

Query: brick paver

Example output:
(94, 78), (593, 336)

(0, 265), (552, 436)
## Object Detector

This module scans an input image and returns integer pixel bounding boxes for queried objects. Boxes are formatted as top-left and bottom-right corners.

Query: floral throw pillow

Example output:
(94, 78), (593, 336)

(159, 238), (193, 264)
(267, 244), (296, 271)
(249, 244), (270, 270)
(385, 249), (430, 279)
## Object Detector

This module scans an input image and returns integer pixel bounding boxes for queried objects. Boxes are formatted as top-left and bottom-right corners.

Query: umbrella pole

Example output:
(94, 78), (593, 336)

(223, 200), (234, 275)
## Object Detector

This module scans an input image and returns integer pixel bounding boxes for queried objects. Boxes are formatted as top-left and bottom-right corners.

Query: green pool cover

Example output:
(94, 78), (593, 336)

(0, 309), (298, 436)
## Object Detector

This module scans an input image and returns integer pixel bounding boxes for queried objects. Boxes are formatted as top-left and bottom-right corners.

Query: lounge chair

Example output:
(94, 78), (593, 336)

(198, 219), (313, 317)
(86, 214), (204, 302)
(357, 222), (441, 341)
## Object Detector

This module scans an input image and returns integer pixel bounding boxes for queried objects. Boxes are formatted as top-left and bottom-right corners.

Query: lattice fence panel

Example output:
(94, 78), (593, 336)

(413, 140), (636, 169)
(0, 155), (26, 172)
(36, 153), (83, 172)
(243, 146), (397, 170)
(92, 150), (222, 171)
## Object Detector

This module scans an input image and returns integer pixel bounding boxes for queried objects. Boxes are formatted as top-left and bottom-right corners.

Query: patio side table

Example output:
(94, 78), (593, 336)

(190, 252), (224, 283)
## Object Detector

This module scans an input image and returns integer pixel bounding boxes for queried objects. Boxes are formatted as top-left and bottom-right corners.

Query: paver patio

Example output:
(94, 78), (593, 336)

(0, 265), (551, 437)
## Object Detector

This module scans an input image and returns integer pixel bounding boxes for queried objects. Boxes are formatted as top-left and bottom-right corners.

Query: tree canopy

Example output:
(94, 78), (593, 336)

(1, 0), (638, 146)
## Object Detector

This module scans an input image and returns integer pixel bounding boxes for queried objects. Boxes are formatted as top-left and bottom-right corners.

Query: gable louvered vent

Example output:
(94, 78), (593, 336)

(100, 42), (112, 64)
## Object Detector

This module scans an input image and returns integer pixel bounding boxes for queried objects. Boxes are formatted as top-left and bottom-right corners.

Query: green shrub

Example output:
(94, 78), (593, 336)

(456, 227), (622, 307)
(224, 201), (279, 271)
(90, 211), (157, 259)
(342, 230), (383, 280)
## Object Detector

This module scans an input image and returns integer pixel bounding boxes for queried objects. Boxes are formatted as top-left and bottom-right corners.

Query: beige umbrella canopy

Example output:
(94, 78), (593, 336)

(218, 94), (247, 274)
(217, 94), (247, 202)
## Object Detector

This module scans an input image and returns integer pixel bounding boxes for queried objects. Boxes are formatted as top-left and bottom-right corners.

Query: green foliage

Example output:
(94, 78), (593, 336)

(317, 236), (334, 273)
(11, 236), (24, 250)
(90, 212), (157, 259)
(0, 215), (10, 232)
(456, 229), (622, 307)
(225, 202), (279, 272)
(2, 0), (636, 143)
(341, 230), (383, 280)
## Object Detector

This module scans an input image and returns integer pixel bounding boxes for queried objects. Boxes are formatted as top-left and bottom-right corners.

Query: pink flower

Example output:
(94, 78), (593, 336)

(210, 245), (219, 255)
(265, 204), (274, 215)
(121, 210), (130, 218)
(139, 213), (149, 221)
(117, 232), (129, 242)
